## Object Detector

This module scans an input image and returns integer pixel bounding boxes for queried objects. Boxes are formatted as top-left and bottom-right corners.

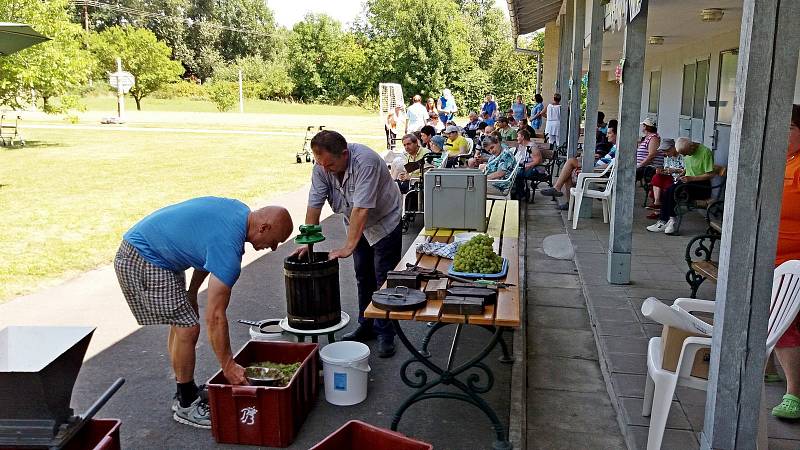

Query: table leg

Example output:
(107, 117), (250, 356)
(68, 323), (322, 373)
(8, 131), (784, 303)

(420, 321), (451, 357)
(390, 320), (513, 450)
(311, 335), (318, 344)
(327, 332), (336, 343)
(479, 325), (514, 363)
(296, 335), (306, 343)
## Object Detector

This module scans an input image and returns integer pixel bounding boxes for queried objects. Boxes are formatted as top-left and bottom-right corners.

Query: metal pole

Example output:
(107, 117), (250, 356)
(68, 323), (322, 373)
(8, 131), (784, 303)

(607, 0), (648, 284)
(116, 57), (125, 120)
(238, 69), (244, 113)
(701, 0), (800, 448)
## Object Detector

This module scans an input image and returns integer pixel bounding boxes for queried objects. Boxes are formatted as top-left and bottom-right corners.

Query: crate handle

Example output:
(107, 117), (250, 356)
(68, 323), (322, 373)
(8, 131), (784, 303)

(434, 175), (441, 190)
(232, 386), (259, 397)
(467, 176), (474, 191)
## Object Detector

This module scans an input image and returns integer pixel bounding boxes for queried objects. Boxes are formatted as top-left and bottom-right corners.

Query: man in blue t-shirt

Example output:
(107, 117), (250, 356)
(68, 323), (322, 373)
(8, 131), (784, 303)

(114, 197), (293, 429)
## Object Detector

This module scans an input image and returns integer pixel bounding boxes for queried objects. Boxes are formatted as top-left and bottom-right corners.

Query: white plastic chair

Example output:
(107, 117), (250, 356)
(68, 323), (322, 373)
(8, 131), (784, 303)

(567, 161), (616, 229)
(641, 260), (800, 450)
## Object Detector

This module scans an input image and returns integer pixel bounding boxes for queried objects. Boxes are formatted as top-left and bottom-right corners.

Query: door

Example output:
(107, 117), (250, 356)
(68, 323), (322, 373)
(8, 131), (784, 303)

(679, 59), (710, 142)
(713, 50), (738, 166)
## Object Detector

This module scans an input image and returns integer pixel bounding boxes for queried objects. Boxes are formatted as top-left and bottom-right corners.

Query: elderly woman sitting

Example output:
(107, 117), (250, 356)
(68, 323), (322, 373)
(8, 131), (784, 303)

(474, 135), (518, 196)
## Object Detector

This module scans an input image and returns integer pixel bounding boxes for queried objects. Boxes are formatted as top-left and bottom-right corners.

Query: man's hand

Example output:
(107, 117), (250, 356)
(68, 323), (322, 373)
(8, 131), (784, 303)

(223, 360), (248, 385)
(397, 172), (409, 181)
(328, 246), (354, 260)
(290, 245), (309, 260)
(680, 175), (694, 183)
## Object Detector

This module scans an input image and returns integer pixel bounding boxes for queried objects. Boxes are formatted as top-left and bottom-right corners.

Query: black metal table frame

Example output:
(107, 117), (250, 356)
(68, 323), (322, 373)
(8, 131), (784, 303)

(390, 319), (515, 450)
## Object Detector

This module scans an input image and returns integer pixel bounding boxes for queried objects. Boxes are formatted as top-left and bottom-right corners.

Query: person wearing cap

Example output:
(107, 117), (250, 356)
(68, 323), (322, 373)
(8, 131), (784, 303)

(443, 125), (469, 167)
(292, 130), (402, 358)
(636, 117), (662, 182)
(645, 138), (682, 218)
(406, 95), (428, 133)
(495, 117), (518, 142)
(646, 137), (714, 234)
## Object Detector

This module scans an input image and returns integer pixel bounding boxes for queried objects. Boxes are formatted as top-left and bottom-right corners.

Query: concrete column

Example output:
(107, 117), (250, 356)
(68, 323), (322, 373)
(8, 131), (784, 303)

(578, 0), (605, 219)
(566, 0), (586, 160)
(607, 0), (648, 284)
(557, 4), (573, 149)
(701, 0), (800, 448)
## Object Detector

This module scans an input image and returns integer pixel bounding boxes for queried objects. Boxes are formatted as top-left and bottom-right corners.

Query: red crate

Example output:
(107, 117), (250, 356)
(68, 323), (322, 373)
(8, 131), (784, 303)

(62, 419), (122, 450)
(310, 420), (433, 450)
(207, 341), (319, 447)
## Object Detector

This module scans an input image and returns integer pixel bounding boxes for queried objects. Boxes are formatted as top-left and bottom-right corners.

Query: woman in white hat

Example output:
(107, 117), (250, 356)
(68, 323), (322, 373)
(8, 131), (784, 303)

(635, 117), (662, 182)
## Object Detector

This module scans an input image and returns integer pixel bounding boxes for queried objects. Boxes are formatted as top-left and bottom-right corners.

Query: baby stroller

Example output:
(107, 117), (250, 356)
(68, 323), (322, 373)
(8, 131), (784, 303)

(296, 125), (324, 163)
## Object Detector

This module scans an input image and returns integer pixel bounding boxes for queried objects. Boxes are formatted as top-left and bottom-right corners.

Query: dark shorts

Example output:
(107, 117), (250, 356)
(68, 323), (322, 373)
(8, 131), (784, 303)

(114, 241), (199, 327)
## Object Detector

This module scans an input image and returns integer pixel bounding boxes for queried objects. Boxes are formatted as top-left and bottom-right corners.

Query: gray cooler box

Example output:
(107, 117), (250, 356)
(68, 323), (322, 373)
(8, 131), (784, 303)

(424, 168), (487, 231)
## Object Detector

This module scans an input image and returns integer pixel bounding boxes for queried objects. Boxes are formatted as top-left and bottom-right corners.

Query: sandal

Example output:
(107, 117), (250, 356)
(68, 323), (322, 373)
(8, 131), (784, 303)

(772, 394), (800, 419)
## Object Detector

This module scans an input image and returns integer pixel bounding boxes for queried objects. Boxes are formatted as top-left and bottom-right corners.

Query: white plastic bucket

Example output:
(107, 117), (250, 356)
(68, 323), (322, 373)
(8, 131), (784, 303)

(319, 341), (371, 406)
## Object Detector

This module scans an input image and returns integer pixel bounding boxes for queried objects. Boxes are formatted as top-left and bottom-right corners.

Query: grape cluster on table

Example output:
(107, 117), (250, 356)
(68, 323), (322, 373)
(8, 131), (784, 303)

(453, 234), (503, 274)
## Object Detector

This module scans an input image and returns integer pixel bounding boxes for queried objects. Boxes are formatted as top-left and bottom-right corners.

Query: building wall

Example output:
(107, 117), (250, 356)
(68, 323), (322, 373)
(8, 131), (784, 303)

(542, 20), (561, 97)
(598, 73), (620, 122)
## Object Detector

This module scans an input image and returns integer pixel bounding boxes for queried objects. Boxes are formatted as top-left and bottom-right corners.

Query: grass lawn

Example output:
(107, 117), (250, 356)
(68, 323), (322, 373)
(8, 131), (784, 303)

(80, 96), (375, 117)
(0, 116), (386, 302)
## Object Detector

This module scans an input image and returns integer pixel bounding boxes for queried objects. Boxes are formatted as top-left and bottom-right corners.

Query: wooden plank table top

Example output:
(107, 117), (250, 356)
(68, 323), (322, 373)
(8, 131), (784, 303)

(364, 199), (521, 328)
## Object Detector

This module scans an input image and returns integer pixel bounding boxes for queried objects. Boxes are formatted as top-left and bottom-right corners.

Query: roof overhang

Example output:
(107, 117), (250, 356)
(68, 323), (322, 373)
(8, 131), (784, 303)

(506, 0), (563, 40)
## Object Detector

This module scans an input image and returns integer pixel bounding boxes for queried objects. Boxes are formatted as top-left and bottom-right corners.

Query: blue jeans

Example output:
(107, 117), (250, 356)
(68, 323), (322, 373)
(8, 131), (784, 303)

(352, 220), (403, 339)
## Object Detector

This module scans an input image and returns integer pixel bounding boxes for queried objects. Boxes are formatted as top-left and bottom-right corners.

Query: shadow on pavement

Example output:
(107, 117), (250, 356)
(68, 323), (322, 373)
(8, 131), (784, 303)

(70, 215), (512, 449)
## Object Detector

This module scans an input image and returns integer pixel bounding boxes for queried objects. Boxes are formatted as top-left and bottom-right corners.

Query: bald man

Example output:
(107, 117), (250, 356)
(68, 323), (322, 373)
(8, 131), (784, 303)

(114, 197), (293, 429)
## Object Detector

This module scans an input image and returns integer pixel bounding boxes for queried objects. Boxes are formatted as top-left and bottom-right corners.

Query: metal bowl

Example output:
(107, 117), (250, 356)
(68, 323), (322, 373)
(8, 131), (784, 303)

(244, 366), (281, 386)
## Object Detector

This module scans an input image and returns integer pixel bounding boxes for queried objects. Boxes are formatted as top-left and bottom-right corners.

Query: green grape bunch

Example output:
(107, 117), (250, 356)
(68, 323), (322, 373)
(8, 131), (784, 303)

(453, 234), (503, 274)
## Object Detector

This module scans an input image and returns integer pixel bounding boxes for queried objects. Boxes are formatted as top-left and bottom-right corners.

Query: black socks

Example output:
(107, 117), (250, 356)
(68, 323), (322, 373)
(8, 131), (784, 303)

(177, 380), (199, 408)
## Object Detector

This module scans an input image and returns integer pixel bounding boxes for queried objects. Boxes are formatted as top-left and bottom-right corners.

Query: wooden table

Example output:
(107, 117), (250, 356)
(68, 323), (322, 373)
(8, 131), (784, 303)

(365, 199), (520, 450)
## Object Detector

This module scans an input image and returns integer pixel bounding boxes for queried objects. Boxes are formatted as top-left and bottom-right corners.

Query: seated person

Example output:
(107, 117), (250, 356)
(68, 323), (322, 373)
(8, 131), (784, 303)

(479, 135), (519, 196)
(426, 111), (445, 133)
(594, 112), (611, 157)
(646, 138), (681, 218)
(517, 118), (536, 139)
(479, 111), (496, 127)
(636, 118), (662, 181)
(495, 117), (518, 142)
(443, 125), (469, 167)
(420, 125), (444, 154)
(646, 137), (714, 235)
(514, 129), (547, 197)
(393, 133), (429, 209)
(463, 112), (481, 138)
(540, 121), (618, 209)
(505, 109), (519, 127)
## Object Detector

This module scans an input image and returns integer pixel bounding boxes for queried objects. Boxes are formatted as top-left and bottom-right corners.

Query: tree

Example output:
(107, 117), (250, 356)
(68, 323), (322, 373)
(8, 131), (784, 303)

(213, 56), (294, 100)
(0, 0), (93, 113)
(214, 0), (279, 61)
(91, 26), (184, 110)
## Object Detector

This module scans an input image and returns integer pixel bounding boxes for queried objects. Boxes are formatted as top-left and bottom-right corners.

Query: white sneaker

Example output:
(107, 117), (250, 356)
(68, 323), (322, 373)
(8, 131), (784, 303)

(664, 217), (678, 234)
(647, 221), (667, 232)
(173, 397), (211, 429)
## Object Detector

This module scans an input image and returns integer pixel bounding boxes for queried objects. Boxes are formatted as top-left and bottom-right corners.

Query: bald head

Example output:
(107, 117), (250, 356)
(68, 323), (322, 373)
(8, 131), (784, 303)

(675, 137), (699, 156)
(247, 206), (293, 251)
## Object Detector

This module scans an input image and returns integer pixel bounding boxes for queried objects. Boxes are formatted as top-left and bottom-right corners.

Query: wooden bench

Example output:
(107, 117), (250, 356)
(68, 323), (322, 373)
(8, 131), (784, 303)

(673, 166), (727, 234)
(364, 199), (520, 448)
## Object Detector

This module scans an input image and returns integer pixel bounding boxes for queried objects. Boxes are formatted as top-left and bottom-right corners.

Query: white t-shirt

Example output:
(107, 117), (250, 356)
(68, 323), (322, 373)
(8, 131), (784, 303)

(407, 103), (428, 132)
(546, 103), (561, 123)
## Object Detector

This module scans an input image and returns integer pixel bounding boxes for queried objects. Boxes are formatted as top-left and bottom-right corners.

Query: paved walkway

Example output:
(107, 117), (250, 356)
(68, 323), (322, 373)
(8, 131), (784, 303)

(0, 184), (332, 358)
(524, 197), (626, 449)
(555, 193), (800, 449)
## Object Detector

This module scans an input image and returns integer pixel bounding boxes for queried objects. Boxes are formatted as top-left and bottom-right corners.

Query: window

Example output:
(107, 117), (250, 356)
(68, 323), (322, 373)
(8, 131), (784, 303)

(681, 60), (709, 120)
(681, 64), (696, 117)
(648, 70), (661, 115)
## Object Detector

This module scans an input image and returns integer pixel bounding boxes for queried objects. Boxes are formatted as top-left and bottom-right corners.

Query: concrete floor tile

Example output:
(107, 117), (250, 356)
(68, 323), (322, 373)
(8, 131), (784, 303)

(592, 306), (639, 323)
(528, 272), (581, 289)
(607, 352), (647, 375)
(769, 438), (800, 450)
(531, 259), (578, 274)
(643, 323), (664, 338)
(528, 356), (606, 393)
(530, 305), (590, 330)
(585, 293), (633, 309)
(620, 397), (691, 430)
(601, 336), (650, 356)
(595, 321), (646, 338)
(611, 373), (648, 398)
(675, 386), (709, 406)
(527, 390), (620, 431)
(529, 327), (598, 360)
(527, 287), (586, 308)
(526, 428), (627, 450)
(626, 425), (699, 450)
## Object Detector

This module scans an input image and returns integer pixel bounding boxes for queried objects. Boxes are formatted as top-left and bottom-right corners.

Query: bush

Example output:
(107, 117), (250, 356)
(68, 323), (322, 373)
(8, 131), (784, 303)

(213, 56), (294, 100)
(152, 81), (207, 100)
(206, 82), (238, 112)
